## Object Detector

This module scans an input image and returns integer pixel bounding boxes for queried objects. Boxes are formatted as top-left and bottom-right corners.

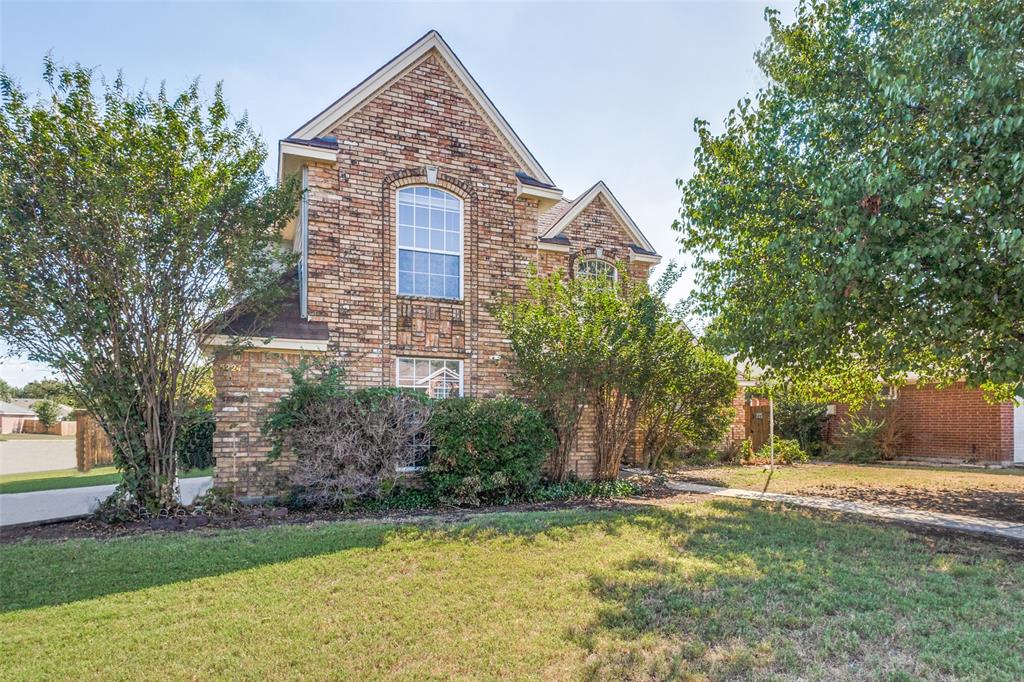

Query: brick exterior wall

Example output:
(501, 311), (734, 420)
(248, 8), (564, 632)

(725, 387), (748, 446)
(213, 350), (307, 497)
(822, 382), (1014, 463)
(891, 382), (1013, 463)
(212, 51), (655, 497)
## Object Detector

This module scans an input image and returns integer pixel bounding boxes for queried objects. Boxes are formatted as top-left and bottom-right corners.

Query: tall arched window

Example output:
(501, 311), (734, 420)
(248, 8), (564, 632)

(576, 258), (617, 284)
(397, 186), (462, 299)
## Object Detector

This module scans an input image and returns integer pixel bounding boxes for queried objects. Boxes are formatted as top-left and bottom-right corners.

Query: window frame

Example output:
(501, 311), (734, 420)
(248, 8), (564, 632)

(576, 257), (618, 283)
(394, 357), (465, 400)
(394, 185), (465, 301)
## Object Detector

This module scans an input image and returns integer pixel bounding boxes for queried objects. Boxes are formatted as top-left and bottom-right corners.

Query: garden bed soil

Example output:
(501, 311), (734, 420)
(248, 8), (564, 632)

(794, 484), (1024, 524)
(0, 483), (682, 545)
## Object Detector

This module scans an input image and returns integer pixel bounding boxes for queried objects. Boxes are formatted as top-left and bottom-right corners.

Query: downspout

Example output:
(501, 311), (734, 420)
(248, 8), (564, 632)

(299, 165), (309, 319)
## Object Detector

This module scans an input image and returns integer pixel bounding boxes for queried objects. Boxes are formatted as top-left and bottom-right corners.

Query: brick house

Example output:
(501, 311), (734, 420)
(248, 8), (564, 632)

(731, 368), (1024, 465)
(209, 31), (661, 497)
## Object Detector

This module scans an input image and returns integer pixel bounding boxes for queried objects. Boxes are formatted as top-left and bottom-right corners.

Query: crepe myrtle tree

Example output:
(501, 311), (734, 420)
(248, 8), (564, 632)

(677, 0), (1024, 402)
(0, 59), (301, 511)
(498, 262), (736, 481)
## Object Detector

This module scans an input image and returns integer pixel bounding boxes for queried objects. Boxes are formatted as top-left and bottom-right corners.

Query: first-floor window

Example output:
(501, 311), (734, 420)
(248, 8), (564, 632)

(396, 357), (463, 399)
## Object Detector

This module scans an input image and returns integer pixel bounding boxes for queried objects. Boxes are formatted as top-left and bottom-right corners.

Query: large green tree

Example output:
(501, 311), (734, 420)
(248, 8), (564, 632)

(677, 0), (1024, 399)
(16, 378), (78, 406)
(497, 264), (736, 481)
(0, 60), (300, 510)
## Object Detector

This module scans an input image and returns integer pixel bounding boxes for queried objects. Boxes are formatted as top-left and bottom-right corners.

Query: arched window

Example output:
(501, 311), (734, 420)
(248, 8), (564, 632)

(576, 258), (617, 283)
(397, 186), (462, 299)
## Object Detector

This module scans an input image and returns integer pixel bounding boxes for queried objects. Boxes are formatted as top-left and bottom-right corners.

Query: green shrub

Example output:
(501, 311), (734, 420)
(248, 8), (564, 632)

(175, 409), (214, 471)
(191, 486), (241, 516)
(745, 437), (809, 464)
(528, 478), (644, 502)
(33, 399), (60, 428)
(426, 398), (554, 506)
(771, 396), (830, 457)
(836, 413), (886, 463)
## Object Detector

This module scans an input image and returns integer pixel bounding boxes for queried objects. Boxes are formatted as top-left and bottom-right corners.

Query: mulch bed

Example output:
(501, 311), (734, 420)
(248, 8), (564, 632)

(0, 484), (683, 545)
(795, 484), (1024, 524)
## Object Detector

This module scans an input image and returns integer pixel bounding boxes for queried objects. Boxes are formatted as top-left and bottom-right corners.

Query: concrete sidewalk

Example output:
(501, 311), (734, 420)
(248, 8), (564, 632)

(667, 481), (1024, 542)
(0, 476), (213, 528)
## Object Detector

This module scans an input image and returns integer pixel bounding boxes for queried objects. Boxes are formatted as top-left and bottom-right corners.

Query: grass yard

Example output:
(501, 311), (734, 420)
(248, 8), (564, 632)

(2, 499), (1022, 680)
(675, 463), (1024, 496)
(0, 434), (74, 442)
(0, 467), (212, 495)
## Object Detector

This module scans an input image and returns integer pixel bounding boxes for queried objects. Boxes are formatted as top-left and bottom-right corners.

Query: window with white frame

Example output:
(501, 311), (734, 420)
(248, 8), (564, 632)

(396, 357), (463, 399)
(397, 186), (462, 299)
(576, 258), (617, 283)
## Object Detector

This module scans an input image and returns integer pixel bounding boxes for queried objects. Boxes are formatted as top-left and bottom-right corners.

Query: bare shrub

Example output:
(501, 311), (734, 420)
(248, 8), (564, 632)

(288, 391), (431, 506)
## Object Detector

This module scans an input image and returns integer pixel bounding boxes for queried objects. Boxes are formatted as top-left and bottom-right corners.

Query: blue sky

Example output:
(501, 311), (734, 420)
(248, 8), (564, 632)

(0, 0), (791, 385)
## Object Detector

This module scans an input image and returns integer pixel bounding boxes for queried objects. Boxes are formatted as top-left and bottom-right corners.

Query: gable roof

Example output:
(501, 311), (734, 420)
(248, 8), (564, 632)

(0, 400), (35, 416)
(288, 30), (553, 186)
(539, 181), (656, 254)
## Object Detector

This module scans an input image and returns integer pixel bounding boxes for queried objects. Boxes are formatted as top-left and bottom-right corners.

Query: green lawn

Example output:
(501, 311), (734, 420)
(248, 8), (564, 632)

(676, 462), (1024, 495)
(0, 467), (212, 495)
(2, 500), (1022, 679)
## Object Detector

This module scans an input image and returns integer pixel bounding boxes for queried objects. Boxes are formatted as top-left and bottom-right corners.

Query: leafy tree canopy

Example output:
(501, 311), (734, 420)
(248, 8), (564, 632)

(16, 378), (78, 406)
(497, 263), (736, 480)
(33, 398), (61, 428)
(677, 0), (1024, 401)
(0, 59), (300, 509)
(0, 378), (12, 402)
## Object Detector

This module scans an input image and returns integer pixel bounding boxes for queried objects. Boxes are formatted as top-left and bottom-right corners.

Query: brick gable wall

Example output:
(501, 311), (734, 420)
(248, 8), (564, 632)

(212, 53), (655, 497)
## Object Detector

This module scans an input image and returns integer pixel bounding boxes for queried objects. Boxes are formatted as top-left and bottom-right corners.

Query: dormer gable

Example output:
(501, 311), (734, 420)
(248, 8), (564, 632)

(538, 181), (659, 262)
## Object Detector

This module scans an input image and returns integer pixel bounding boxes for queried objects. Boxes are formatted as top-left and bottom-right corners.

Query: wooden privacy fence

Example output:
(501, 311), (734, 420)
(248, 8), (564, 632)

(76, 413), (115, 472)
(21, 418), (77, 436)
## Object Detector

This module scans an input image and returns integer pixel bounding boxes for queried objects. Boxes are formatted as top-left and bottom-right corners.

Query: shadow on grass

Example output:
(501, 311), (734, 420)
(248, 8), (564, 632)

(3, 493), (1021, 682)
(573, 500), (1024, 680)
(0, 505), (686, 613)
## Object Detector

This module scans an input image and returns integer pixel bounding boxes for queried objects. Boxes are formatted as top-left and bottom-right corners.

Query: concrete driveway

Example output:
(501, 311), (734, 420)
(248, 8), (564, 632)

(0, 437), (77, 475)
(0, 476), (213, 527)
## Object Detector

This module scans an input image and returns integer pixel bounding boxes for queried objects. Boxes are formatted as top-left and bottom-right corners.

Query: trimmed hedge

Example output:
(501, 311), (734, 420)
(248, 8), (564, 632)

(426, 398), (555, 506)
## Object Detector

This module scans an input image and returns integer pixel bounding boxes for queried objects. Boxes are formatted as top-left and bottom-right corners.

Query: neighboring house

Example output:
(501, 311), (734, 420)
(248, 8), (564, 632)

(10, 399), (75, 421)
(835, 380), (1022, 466)
(730, 368), (1024, 466)
(0, 400), (36, 434)
(210, 31), (661, 497)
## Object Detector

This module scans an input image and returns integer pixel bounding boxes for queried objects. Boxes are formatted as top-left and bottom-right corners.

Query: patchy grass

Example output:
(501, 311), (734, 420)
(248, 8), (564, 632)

(676, 463), (1024, 495)
(1, 500), (1022, 679)
(0, 467), (212, 495)
(673, 463), (1024, 523)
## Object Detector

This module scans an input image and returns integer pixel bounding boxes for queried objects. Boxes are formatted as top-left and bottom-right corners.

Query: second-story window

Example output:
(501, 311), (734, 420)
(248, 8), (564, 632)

(397, 186), (462, 299)
(576, 258), (617, 284)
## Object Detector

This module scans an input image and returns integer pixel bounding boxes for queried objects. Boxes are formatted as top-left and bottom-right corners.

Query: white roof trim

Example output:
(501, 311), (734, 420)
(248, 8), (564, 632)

(289, 30), (553, 185)
(206, 335), (329, 352)
(279, 140), (337, 163)
(540, 181), (656, 254)
(517, 181), (563, 211)
(630, 251), (662, 265)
